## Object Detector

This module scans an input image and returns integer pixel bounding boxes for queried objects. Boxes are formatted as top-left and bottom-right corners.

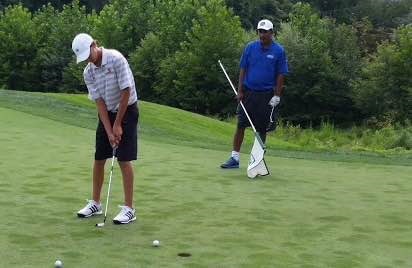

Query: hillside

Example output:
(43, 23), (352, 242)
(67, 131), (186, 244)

(0, 90), (410, 166)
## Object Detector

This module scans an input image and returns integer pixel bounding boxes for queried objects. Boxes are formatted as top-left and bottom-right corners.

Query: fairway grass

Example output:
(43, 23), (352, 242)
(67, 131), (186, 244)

(1, 107), (412, 267)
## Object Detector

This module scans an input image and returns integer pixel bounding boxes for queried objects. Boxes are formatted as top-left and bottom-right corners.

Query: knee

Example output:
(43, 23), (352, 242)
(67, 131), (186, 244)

(118, 161), (132, 168)
(94, 159), (106, 167)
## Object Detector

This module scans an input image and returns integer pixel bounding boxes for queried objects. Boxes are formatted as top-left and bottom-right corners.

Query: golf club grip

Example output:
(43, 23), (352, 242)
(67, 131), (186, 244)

(218, 60), (258, 133)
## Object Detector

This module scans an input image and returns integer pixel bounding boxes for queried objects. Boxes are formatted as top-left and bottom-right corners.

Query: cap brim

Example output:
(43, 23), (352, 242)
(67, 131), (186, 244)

(257, 26), (272, 31)
(76, 50), (90, 63)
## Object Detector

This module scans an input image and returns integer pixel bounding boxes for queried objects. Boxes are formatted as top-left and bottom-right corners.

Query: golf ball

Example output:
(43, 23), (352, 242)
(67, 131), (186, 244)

(54, 260), (63, 267)
(152, 240), (160, 247)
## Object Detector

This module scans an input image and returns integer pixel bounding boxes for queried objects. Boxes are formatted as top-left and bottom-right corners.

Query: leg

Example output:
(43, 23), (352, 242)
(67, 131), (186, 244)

(221, 127), (245, 168)
(233, 127), (245, 152)
(92, 159), (106, 203)
(118, 161), (134, 208)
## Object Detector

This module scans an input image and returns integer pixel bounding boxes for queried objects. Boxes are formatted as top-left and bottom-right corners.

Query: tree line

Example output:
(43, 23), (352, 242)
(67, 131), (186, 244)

(0, 0), (411, 126)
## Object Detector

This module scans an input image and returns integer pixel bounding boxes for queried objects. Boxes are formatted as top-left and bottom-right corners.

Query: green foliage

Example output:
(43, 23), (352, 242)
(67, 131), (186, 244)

(0, 4), (38, 90)
(0, 0), (109, 12)
(93, 0), (153, 57)
(130, 0), (202, 100)
(32, 0), (91, 92)
(155, 0), (245, 115)
(275, 120), (412, 152)
(130, 32), (163, 100)
(352, 25), (412, 123)
(277, 3), (361, 124)
(355, 0), (412, 28)
(351, 17), (389, 56)
(225, 0), (292, 30)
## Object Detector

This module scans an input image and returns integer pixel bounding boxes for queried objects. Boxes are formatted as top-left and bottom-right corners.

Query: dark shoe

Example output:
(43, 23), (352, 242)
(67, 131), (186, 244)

(220, 157), (239, 169)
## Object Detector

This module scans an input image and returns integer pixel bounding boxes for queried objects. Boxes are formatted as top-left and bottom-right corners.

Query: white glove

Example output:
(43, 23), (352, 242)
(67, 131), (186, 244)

(268, 96), (280, 107)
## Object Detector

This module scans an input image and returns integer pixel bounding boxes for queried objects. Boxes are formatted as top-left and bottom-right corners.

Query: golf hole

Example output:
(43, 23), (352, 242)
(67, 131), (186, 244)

(177, 252), (191, 257)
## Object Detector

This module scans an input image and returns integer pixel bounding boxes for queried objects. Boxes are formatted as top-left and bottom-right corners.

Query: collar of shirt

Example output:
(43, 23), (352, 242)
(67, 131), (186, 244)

(90, 47), (108, 69)
(259, 40), (275, 51)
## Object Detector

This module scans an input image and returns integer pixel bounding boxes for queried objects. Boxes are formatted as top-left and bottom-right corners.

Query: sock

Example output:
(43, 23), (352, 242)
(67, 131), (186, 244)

(231, 151), (240, 161)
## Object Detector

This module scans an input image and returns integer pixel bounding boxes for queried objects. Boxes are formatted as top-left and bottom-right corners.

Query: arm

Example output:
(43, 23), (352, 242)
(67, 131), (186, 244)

(269, 75), (285, 107)
(112, 52), (134, 144)
(274, 74), (285, 96)
(237, 68), (246, 101)
(96, 99), (116, 147)
(112, 88), (131, 144)
(274, 48), (288, 97)
(238, 43), (250, 101)
(269, 48), (288, 107)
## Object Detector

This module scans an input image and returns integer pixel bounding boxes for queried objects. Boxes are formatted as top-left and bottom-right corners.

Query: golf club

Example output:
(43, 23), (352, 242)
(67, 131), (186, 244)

(96, 147), (117, 227)
(218, 60), (265, 147)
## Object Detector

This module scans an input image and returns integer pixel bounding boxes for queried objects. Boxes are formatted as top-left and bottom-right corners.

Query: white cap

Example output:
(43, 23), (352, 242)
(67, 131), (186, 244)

(72, 33), (93, 63)
(257, 19), (273, 31)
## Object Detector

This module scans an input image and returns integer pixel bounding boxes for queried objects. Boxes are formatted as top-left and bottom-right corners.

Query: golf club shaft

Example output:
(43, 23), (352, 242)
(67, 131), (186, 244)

(103, 148), (116, 222)
(218, 60), (258, 133)
(269, 105), (275, 123)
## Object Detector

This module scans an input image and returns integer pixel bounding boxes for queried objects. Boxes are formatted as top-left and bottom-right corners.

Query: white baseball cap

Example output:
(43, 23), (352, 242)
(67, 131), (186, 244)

(72, 33), (94, 63)
(257, 19), (273, 31)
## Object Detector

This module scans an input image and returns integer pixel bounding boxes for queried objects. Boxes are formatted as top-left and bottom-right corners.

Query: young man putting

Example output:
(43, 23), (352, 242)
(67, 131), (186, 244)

(72, 33), (139, 224)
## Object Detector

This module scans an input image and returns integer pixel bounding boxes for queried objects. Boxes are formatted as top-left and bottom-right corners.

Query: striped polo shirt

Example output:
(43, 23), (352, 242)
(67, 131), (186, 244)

(84, 48), (137, 112)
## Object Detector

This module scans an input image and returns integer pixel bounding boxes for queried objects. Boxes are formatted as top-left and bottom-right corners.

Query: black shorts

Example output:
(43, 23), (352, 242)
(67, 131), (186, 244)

(237, 88), (273, 134)
(95, 102), (139, 161)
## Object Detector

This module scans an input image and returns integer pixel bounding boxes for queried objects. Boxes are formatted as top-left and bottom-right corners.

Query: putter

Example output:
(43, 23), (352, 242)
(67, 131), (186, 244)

(96, 147), (117, 227)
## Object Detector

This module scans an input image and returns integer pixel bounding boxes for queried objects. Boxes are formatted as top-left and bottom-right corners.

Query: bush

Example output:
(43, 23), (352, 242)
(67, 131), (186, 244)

(352, 25), (412, 124)
(277, 3), (362, 125)
(0, 4), (38, 90)
(156, 0), (245, 115)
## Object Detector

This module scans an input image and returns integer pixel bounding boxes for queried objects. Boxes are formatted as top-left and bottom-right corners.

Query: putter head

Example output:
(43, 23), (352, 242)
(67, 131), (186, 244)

(95, 222), (105, 227)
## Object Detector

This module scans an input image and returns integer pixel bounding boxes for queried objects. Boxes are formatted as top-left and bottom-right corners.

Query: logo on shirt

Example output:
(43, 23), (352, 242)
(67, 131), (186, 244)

(267, 54), (274, 59)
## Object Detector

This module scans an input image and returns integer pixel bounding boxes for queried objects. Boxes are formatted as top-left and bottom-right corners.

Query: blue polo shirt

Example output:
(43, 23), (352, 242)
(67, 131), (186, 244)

(240, 40), (288, 91)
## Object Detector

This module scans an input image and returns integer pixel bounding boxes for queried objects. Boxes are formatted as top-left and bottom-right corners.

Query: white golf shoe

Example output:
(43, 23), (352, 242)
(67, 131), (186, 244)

(77, 200), (102, 218)
(113, 205), (136, 224)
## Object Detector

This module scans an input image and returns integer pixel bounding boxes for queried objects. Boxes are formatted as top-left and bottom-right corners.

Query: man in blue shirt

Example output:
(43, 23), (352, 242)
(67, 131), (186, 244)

(221, 19), (289, 169)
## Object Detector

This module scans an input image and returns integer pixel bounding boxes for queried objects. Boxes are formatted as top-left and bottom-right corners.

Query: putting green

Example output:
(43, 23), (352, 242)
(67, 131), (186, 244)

(1, 107), (411, 267)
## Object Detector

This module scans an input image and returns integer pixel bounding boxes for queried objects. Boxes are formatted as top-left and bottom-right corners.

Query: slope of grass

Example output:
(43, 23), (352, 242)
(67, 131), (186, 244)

(0, 90), (411, 166)
(1, 107), (412, 267)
